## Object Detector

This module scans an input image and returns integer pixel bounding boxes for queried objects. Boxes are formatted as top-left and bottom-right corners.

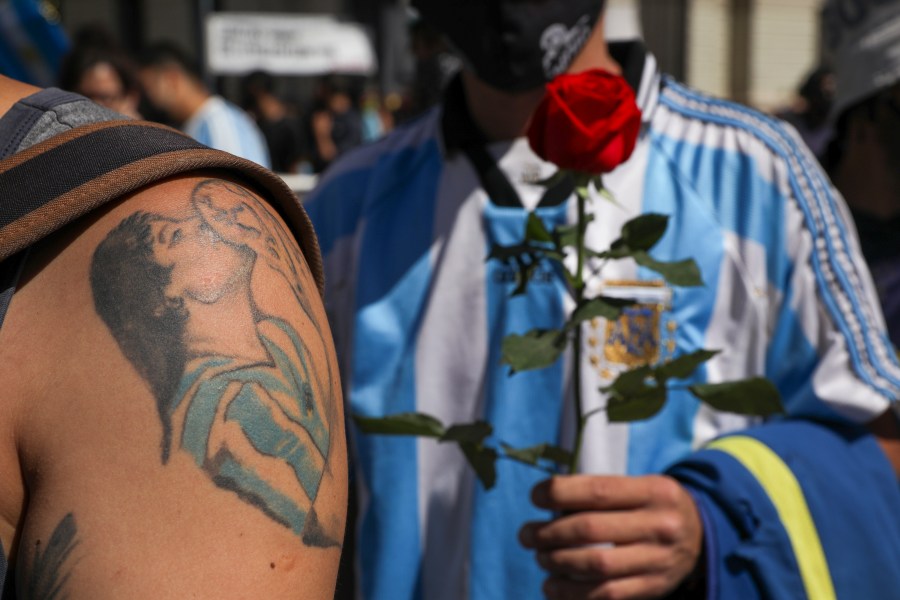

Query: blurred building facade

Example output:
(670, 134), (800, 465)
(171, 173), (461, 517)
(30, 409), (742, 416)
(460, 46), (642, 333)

(639, 0), (826, 110)
(48, 0), (825, 111)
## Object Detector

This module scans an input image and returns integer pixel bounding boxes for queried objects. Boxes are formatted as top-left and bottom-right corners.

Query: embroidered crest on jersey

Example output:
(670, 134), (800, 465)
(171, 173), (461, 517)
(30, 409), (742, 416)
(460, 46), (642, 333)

(587, 280), (675, 377)
(604, 303), (662, 365)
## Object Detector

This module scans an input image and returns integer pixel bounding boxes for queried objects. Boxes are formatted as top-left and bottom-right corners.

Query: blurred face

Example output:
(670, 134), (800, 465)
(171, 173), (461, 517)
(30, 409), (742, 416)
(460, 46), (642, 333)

(139, 65), (179, 118)
(150, 216), (252, 304)
(78, 62), (138, 116)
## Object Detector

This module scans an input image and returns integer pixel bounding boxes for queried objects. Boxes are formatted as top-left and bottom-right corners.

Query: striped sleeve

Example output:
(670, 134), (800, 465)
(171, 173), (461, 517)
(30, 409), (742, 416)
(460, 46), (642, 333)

(657, 80), (900, 423)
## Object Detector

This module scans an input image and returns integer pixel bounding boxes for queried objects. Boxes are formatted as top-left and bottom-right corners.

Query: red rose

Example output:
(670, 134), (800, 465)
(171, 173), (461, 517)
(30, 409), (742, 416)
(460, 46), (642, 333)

(527, 69), (642, 174)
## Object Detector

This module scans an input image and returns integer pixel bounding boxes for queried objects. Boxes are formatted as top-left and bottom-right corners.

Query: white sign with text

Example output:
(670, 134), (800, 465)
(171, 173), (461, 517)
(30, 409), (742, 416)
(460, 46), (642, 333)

(206, 13), (376, 76)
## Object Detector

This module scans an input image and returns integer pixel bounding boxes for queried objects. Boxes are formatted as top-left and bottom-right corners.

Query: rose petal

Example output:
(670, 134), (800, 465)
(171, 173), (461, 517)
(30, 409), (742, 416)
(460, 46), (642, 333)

(527, 69), (642, 174)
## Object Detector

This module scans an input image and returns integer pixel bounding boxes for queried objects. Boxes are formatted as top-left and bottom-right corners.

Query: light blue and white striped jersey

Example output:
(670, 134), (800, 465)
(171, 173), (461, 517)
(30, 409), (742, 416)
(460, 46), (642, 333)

(306, 43), (900, 600)
(184, 95), (271, 169)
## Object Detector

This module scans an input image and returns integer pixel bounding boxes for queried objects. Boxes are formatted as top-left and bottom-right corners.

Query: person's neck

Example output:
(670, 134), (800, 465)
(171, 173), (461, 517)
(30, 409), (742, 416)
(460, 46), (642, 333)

(183, 292), (268, 363)
(461, 72), (545, 143)
(179, 82), (212, 123)
(0, 75), (40, 119)
(462, 17), (620, 143)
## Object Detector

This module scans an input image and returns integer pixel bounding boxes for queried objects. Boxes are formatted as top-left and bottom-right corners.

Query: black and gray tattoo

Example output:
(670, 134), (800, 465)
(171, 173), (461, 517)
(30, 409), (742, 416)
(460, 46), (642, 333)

(90, 180), (339, 546)
(22, 513), (80, 600)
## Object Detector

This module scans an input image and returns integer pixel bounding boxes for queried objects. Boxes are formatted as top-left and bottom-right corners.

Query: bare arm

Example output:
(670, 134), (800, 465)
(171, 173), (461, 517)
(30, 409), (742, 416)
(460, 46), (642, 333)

(0, 175), (346, 599)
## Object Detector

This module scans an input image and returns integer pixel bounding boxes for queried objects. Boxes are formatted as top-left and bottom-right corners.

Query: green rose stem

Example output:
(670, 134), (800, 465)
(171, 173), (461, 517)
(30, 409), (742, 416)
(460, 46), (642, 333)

(569, 173), (591, 475)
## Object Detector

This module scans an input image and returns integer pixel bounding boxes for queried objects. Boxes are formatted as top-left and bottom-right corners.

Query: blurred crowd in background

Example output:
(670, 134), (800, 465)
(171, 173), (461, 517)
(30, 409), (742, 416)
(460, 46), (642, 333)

(52, 17), (459, 175)
(0, 0), (841, 176)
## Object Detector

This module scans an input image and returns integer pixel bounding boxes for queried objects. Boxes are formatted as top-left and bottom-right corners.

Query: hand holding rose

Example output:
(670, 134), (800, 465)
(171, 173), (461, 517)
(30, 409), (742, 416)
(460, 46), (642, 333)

(520, 70), (702, 600)
(520, 475), (703, 600)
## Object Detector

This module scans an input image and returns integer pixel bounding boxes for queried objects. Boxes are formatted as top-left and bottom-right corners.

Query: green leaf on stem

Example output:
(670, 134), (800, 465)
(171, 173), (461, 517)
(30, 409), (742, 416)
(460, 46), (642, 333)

(486, 244), (512, 264)
(616, 213), (669, 251)
(541, 444), (575, 466)
(487, 242), (528, 262)
(556, 226), (576, 249)
(632, 251), (704, 287)
(689, 377), (785, 416)
(552, 220), (573, 241)
(353, 412), (446, 438)
(441, 421), (493, 444)
(602, 364), (668, 422)
(569, 296), (635, 328)
(353, 413), (499, 488)
(502, 329), (567, 373)
(590, 246), (631, 260)
(525, 213), (553, 243)
(602, 364), (655, 397)
(606, 385), (667, 422)
(554, 217), (593, 249)
(656, 349), (720, 381)
(596, 186), (621, 207)
(501, 443), (573, 468)
(459, 442), (498, 489)
(511, 256), (538, 296)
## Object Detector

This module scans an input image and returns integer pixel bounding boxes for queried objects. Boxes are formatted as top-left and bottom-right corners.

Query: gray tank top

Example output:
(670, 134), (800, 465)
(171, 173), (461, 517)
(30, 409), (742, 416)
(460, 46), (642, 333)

(0, 89), (120, 329)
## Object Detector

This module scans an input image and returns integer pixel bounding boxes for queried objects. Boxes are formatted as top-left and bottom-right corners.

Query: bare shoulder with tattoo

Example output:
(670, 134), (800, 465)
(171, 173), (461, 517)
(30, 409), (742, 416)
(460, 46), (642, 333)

(0, 176), (347, 599)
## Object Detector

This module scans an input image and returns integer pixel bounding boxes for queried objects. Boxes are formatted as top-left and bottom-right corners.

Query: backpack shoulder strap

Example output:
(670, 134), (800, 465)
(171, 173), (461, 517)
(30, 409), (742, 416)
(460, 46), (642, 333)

(0, 119), (324, 296)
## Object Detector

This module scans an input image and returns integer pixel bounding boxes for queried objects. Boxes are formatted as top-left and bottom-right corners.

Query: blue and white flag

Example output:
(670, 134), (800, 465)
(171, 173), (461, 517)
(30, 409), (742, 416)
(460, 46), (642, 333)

(0, 0), (68, 86)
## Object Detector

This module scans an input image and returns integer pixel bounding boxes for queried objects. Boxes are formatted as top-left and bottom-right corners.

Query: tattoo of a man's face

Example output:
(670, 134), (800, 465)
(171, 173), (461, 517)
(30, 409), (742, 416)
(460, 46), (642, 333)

(90, 180), (337, 546)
